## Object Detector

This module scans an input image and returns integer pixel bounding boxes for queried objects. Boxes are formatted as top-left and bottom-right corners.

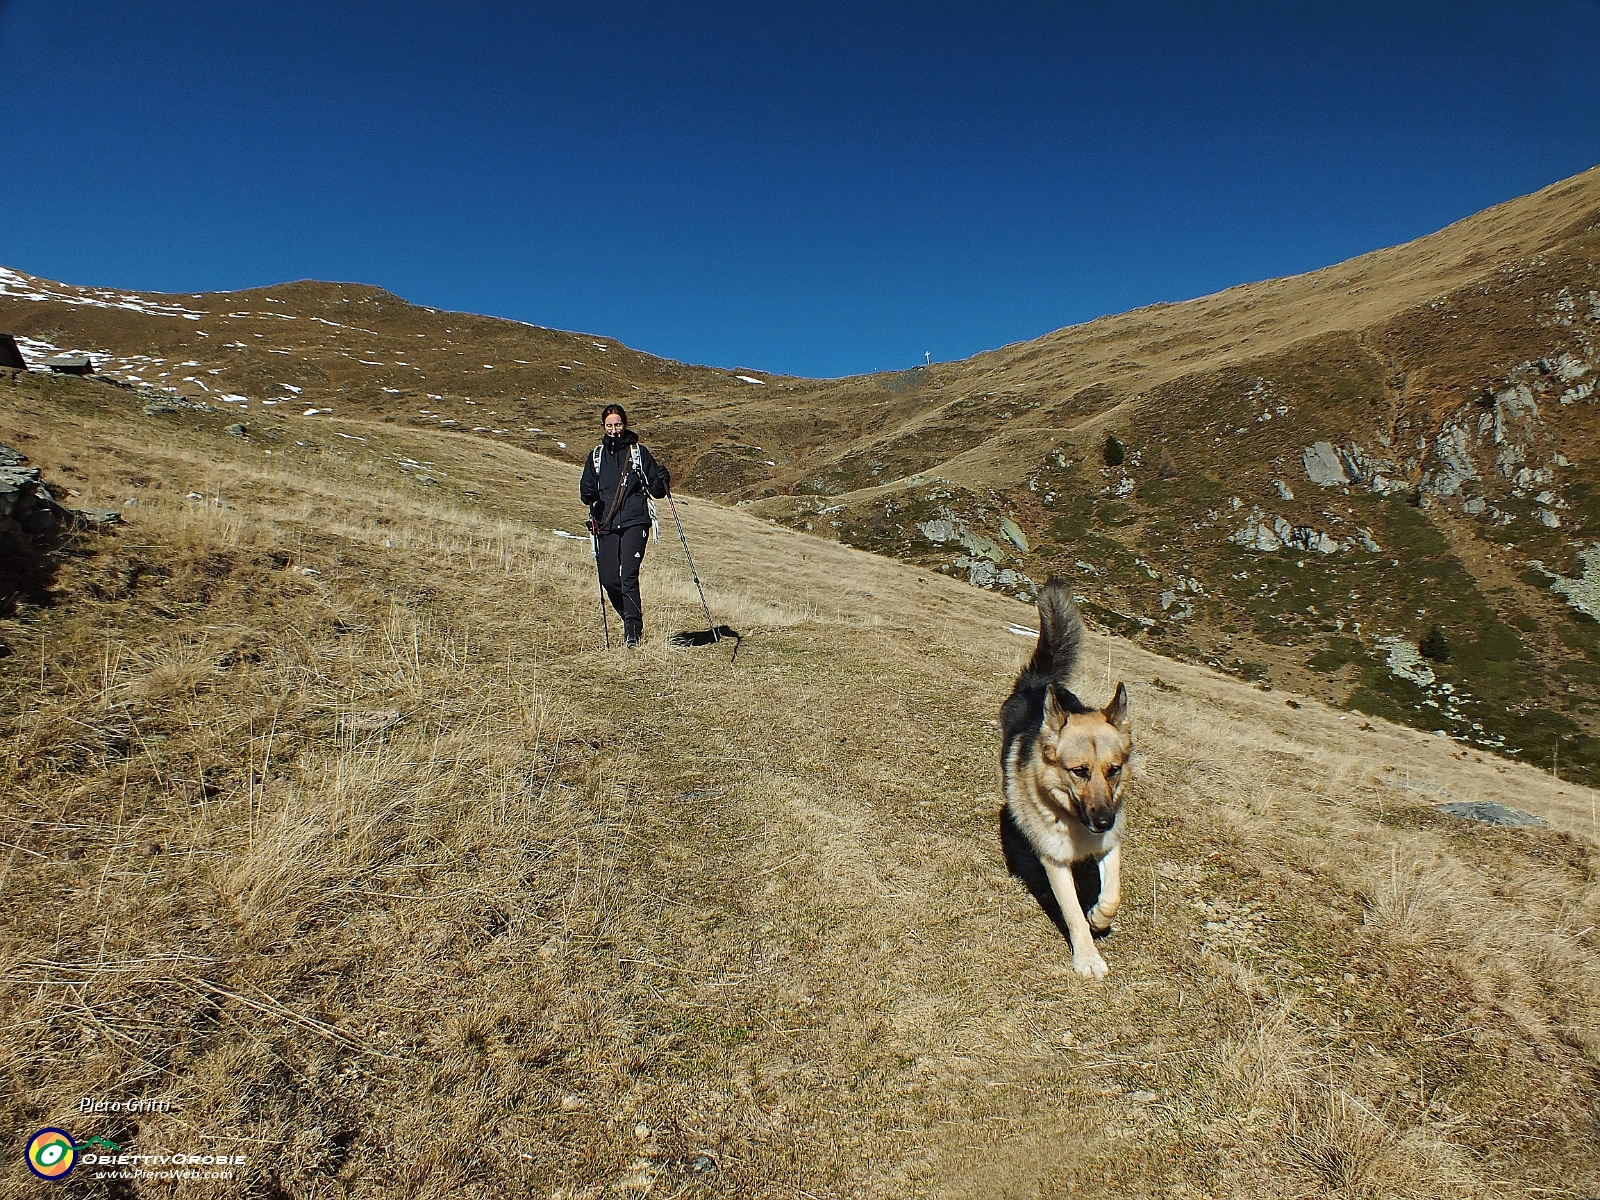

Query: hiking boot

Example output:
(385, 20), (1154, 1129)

(623, 621), (643, 648)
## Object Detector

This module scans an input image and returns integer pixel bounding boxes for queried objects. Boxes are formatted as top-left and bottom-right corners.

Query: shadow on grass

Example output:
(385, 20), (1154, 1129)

(668, 625), (743, 663)
(999, 804), (1105, 943)
(0, 522), (62, 623)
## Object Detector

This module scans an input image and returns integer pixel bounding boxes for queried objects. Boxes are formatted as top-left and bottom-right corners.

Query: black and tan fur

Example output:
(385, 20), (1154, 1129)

(1001, 579), (1131, 979)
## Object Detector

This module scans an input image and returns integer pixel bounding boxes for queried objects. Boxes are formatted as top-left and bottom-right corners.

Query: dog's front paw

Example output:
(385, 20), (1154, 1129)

(1086, 906), (1114, 934)
(1072, 949), (1109, 980)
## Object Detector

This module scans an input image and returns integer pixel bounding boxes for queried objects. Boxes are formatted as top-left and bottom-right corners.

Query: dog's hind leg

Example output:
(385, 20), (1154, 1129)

(1087, 844), (1122, 934)
(1042, 857), (1109, 979)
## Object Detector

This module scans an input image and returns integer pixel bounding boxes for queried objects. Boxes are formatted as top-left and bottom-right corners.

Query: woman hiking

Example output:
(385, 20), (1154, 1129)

(579, 404), (671, 648)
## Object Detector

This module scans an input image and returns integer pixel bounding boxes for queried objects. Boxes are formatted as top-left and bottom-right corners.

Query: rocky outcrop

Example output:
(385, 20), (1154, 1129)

(0, 443), (120, 536)
(1, 444), (73, 535)
(1227, 507), (1379, 556)
(1414, 350), (1594, 522)
(1379, 637), (1435, 687)
(1301, 440), (1412, 497)
(917, 508), (1010, 562)
(958, 560), (1036, 596)
(1531, 545), (1600, 620)
(916, 506), (1036, 596)
(1301, 442), (1349, 488)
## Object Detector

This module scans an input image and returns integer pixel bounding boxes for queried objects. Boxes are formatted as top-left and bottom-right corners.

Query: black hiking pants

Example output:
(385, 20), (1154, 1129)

(596, 525), (649, 642)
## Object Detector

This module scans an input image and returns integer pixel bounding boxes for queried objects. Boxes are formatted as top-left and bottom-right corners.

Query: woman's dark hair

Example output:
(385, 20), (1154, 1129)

(601, 403), (628, 429)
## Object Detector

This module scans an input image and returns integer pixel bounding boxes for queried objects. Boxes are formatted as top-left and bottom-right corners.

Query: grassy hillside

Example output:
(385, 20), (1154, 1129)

(3, 373), (1597, 1198)
(8, 168), (1600, 777)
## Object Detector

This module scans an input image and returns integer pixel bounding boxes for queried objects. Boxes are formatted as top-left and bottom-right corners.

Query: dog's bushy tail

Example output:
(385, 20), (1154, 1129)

(1026, 577), (1086, 683)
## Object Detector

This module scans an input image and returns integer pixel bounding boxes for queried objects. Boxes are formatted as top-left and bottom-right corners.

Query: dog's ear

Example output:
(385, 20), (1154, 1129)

(1103, 681), (1130, 735)
(1043, 682), (1070, 730)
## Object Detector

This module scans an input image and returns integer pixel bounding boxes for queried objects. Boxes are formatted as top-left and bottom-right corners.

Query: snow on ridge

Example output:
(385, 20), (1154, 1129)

(10, 334), (114, 372)
(308, 316), (379, 335)
(0, 267), (209, 320)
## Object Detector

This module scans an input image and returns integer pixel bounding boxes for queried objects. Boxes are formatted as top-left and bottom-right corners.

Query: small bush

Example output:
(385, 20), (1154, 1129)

(1158, 447), (1177, 478)
(1103, 434), (1125, 467)
(1419, 624), (1450, 662)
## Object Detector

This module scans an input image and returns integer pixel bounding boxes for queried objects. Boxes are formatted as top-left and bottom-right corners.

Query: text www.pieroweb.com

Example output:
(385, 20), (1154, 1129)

(85, 1152), (244, 1182)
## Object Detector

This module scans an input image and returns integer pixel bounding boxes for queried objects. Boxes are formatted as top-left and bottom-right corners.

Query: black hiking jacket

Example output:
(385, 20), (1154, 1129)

(579, 430), (671, 533)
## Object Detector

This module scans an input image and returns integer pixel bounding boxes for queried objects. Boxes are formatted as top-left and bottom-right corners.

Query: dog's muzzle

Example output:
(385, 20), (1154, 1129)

(1045, 787), (1077, 824)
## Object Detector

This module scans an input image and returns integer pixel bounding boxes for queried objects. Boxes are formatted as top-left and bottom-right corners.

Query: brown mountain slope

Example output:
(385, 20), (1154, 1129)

(3, 375), (1597, 1198)
(5, 165), (1600, 777)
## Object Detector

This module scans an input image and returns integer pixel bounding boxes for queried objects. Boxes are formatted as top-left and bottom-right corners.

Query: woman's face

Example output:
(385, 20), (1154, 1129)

(603, 414), (625, 436)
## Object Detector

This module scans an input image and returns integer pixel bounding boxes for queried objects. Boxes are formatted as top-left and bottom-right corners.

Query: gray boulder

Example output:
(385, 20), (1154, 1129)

(1302, 442), (1349, 487)
(1436, 801), (1545, 828)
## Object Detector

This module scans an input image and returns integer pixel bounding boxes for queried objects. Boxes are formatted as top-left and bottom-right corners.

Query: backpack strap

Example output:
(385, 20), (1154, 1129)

(633, 444), (661, 543)
(592, 445), (603, 473)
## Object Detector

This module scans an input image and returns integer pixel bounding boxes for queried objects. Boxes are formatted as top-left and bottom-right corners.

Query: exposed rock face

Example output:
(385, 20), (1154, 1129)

(952, 556), (1035, 596)
(1301, 440), (1411, 496)
(142, 393), (215, 418)
(1379, 637), (1435, 687)
(0, 442), (120, 537)
(1430, 425), (1477, 496)
(0, 444), (72, 534)
(1302, 442), (1349, 487)
(917, 508), (1007, 563)
(1414, 352), (1593, 519)
(1227, 508), (1375, 556)
(1534, 545), (1600, 619)
(1435, 801), (1545, 828)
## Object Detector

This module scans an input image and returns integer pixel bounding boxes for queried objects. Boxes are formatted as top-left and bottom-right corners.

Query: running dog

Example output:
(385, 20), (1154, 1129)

(1001, 579), (1131, 979)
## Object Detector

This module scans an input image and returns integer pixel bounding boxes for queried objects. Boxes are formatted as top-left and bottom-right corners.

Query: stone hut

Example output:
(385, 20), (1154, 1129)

(46, 352), (94, 375)
(0, 335), (25, 370)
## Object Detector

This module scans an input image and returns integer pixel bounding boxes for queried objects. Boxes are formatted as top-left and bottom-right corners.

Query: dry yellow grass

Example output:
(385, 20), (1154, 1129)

(2, 377), (1598, 1198)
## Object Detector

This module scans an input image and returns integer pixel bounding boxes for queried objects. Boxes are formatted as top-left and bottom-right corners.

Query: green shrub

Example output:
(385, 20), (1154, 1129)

(1419, 624), (1450, 662)
(1103, 434), (1125, 467)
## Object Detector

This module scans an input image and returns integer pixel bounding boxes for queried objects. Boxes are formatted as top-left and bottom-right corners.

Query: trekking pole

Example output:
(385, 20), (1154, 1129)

(664, 492), (717, 642)
(588, 520), (611, 650)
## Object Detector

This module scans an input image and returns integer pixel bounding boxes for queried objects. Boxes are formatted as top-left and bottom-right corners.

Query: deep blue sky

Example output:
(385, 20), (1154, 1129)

(1, 2), (1597, 377)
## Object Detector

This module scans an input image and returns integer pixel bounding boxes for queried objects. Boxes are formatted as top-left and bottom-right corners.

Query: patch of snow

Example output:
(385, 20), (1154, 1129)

(0, 267), (209, 319)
